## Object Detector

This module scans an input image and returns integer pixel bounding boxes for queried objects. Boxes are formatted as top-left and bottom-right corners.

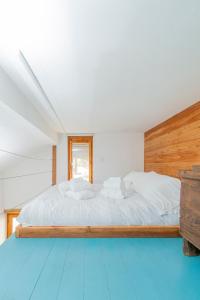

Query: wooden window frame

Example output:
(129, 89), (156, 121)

(6, 209), (21, 238)
(68, 136), (93, 183)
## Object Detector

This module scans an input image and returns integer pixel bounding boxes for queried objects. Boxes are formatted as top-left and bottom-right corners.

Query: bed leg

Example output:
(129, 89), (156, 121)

(183, 239), (200, 256)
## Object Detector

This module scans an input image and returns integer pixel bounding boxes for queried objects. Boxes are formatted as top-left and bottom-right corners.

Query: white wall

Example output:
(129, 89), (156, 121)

(56, 133), (68, 183)
(93, 132), (144, 183)
(0, 146), (52, 244)
(2, 145), (52, 209)
(0, 179), (3, 212)
(57, 132), (144, 184)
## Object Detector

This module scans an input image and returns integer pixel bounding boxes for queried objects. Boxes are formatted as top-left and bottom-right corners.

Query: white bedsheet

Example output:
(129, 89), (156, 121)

(17, 185), (179, 226)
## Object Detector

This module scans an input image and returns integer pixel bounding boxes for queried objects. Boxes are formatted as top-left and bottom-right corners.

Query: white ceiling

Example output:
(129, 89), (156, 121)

(0, 101), (52, 171)
(0, 0), (200, 133)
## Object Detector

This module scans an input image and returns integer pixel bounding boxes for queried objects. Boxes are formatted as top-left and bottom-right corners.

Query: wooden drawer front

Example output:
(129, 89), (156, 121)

(180, 179), (200, 249)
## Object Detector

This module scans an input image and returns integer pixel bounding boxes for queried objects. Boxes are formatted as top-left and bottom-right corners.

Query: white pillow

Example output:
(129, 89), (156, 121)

(123, 171), (181, 215)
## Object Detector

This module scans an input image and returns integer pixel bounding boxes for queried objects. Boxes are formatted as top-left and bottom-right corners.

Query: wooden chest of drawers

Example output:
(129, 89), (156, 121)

(180, 166), (200, 256)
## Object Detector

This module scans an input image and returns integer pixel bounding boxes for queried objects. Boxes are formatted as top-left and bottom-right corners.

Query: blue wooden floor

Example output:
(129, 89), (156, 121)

(0, 237), (200, 300)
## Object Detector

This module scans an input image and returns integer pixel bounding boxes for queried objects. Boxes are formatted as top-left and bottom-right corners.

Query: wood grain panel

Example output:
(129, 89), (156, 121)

(145, 101), (200, 177)
(15, 225), (180, 238)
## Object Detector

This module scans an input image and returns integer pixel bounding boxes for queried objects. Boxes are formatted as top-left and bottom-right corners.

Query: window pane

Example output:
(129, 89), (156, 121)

(12, 217), (19, 234)
(72, 143), (89, 181)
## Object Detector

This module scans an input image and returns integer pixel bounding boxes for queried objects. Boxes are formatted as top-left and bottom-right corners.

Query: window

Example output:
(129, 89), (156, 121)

(68, 136), (93, 183)
(6, 209), (20, 238)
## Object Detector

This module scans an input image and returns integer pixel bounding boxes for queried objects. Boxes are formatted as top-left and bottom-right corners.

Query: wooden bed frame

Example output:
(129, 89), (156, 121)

(16, 225), (180, 238)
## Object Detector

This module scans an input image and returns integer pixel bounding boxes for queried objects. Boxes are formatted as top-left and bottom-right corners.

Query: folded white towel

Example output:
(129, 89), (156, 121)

(101, 177), (127, 200)
(100, 188), (125, 200)
(65, 190), (95, 200)
(103, 177), (122, 189)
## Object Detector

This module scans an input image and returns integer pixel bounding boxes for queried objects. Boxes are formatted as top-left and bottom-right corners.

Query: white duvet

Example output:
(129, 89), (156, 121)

(17, 185), (179, 226)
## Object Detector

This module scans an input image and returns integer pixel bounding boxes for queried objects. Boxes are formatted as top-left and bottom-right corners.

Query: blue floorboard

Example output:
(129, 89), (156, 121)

(0, 236), (200, 300)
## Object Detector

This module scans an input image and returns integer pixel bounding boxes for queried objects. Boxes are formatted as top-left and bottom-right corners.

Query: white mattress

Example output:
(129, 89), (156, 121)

(17, 185), (179, 226)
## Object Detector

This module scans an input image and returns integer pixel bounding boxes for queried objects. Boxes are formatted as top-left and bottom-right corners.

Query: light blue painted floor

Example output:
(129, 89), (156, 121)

(0, 237), (200, 300)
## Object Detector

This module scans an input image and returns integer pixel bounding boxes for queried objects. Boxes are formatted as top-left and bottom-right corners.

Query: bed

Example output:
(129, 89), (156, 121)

(15, 172), (181, 238)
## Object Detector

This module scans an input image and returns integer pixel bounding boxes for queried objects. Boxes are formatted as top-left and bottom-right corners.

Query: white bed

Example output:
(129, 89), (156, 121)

(17, 179), (179, 227)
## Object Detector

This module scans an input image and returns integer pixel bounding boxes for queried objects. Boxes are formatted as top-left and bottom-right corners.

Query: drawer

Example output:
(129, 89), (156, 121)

(180, 177), (200, 249)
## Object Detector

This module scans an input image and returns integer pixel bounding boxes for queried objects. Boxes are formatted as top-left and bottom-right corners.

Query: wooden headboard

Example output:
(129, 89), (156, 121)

(144, 101), (200, 178)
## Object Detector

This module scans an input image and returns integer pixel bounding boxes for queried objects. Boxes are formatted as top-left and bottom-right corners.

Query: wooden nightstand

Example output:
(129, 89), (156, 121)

(180, 166), (200, 256)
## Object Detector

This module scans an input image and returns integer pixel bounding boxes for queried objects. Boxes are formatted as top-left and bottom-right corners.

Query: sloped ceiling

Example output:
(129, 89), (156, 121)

(0, 0), (200, 133)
